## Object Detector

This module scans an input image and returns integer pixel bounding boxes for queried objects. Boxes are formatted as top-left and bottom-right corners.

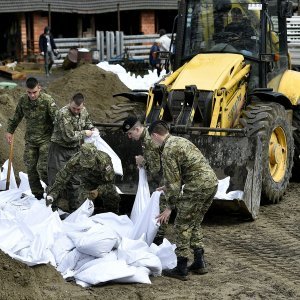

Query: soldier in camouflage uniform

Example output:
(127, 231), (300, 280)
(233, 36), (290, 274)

(122, 116), (161, 178)
(47, 92), (97, 211)
(122, 116), (166, 244)
(47, 143), (120, 214)
(5, 77), (58, 199)
(148, 120), (218, 281)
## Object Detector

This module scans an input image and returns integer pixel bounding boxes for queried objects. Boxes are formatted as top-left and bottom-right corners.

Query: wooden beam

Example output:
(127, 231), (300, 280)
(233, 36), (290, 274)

(0, 66), (27, 80)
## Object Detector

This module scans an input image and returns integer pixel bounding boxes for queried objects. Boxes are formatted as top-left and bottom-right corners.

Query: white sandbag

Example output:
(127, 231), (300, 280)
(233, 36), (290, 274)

(51, 233), (75, 266)
(7, 250), (51, 267)
(57, 248), (82, 274)
(0, 160), (17, 190)
(113, 266), (151, 284)
(74, 251), (118, 276)
(3, 195), (38, 217)
(17, 212), (63, 265)
(18, 172), (31, 193)
(90, 212), (134, 238)
(215, 176), (244, 200)
(15, 201), (54, 229)
(130, 168), (150, 224)
(0, 222), (25, 252)
(64, 200), (94, 223)
(67, 223), (119, 257)
(74, 259), (136, 286)
(150, 238), (177, 270)
(73, 253), (97, 273)
(130, 191), (161, 245)
(62, 219), (95, 234)
(0, 189), (23, 209)
(131, 251), (162, 276)
(117, 236), (162, 276)
(84, 131), (123, 176)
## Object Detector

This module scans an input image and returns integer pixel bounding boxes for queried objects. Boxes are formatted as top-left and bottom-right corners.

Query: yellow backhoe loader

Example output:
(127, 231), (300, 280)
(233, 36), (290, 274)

(97, 0), (300, 219)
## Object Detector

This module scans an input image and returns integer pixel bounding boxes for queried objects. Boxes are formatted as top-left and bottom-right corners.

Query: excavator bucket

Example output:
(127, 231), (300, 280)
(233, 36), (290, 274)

(99, 127), (263, 220)
(189, 134), (263, 220)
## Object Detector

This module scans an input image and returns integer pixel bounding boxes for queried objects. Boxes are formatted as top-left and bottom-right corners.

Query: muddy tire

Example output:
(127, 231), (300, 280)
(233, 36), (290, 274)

(292, 106), (300, 181)
(239, 99), (294, 204)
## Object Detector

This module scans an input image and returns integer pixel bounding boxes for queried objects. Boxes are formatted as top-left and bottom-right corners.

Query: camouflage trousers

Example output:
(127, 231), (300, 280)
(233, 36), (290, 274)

(174, 185), (218, 257)
(24, 141), (49, 198)
(155, 192), (168, 242)
(48, 142), (80, 209)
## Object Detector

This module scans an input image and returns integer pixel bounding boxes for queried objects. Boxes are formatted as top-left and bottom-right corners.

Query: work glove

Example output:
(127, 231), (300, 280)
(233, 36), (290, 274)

(89, 189), (99, 200)
(46, 195), (54, 206)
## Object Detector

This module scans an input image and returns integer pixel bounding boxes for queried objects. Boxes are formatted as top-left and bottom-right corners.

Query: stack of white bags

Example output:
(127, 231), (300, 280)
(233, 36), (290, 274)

(0, 163), (177, 287)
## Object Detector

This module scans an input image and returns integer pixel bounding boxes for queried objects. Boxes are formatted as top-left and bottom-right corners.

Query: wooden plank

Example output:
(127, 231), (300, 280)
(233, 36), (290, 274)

(0, 66), (26, 80)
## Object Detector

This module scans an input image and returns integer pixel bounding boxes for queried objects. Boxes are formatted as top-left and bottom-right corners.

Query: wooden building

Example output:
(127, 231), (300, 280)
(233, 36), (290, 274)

(0, 0), (178, 61)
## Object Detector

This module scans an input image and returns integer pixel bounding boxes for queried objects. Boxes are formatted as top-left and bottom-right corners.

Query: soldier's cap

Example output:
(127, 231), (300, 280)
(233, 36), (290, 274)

(79, 143), (98, 168)
(122, 116), (138, 133)
(148, 120), (169, 135)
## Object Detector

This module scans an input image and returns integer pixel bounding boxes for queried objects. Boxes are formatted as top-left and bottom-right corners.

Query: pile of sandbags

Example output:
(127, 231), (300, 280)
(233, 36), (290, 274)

(0, 164), (177, 287)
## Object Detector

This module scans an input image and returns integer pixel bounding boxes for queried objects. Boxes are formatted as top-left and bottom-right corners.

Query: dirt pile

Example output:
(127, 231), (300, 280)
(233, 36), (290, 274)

(47, 64), (144, 123)
(0, 64), (145, 178)
(0, 250), (93, 300)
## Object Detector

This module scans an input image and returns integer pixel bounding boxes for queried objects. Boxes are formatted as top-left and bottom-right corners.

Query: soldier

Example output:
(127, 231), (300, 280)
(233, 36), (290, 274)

(122, 116), (166, 244)
(122, 116), (161, 177)
(5, 77), (58, 199)
(148, 120), (218, 281)
(47, 143), (120, 214)
(47, 92), (97, 211)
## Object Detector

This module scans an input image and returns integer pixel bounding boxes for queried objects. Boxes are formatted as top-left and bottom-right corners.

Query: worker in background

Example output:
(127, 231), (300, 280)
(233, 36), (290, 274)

(149, 39), (162, 76)
(122, 116), (166, 244)
(5, 77), (58, 199)
(47, 92), (98, 212)
(158, 29), (171, 52)
(148, 120), (218, 281)
(224, 7), (256, 52)
(39, 26), (58, 76)
(47, 143), (120, 214)
(158, 29), (172, 73)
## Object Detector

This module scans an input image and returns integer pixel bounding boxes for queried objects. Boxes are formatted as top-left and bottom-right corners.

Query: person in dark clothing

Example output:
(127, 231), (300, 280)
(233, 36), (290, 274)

(149, 39), (162, 76)
(224, 7), (256, 52)
(39, 26), (58, 76)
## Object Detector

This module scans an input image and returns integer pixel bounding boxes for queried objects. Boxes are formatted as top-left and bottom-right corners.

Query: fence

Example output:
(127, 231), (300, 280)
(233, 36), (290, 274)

(287, 16), (300, 67)
(53, 31), (162, 65)
(54, 18), (300, 68)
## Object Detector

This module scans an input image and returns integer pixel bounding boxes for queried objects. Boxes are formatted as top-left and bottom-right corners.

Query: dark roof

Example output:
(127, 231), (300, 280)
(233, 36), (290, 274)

(0, 0), (178, 14)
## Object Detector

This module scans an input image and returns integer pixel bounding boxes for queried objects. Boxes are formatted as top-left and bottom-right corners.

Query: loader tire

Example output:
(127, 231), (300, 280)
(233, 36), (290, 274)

(292, 106), (300, 181)
(240, 100), (294, 204)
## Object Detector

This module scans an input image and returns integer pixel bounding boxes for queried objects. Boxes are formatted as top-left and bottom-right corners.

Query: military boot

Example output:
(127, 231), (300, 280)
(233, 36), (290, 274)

(163, 256), (188, 281)
(188, 248), (208, 274)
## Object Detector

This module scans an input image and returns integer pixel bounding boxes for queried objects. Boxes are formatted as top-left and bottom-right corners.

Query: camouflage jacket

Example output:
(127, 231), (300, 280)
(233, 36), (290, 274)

(51, 105), (94, 148)
(7, 92), (58, 144)
(48, 144), (116, 200)
(161, 135), (218, 207)
(140, 127), (161, 176)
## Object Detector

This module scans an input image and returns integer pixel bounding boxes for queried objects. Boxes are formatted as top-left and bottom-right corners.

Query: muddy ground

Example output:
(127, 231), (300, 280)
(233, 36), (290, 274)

(0, 66), (299, 299)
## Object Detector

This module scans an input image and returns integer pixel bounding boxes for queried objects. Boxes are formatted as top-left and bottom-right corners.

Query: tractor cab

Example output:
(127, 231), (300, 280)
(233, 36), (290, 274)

(173, 0), (293, 91)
